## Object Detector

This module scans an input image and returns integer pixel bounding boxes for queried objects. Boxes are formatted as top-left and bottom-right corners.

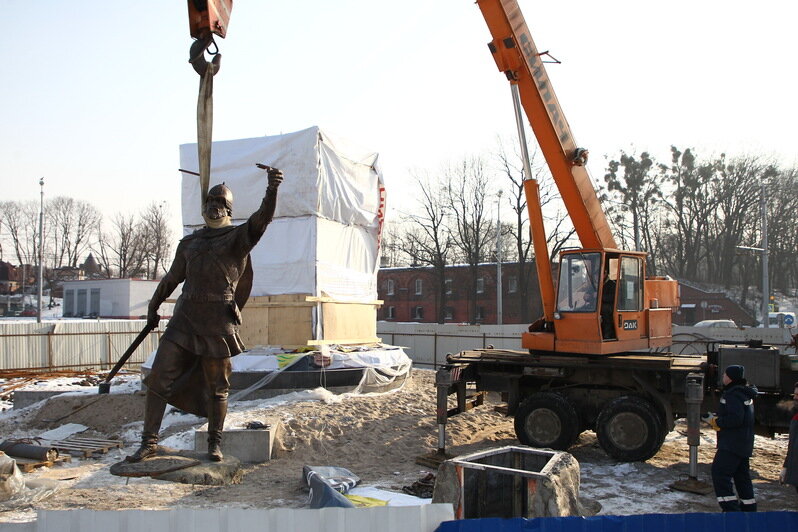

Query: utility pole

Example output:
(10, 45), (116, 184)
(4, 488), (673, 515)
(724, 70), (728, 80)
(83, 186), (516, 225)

(37, 177), (44, 323)
(736, 177), (769, 327)
(760, 178), (769, 328)
(496, 190), (503, 325)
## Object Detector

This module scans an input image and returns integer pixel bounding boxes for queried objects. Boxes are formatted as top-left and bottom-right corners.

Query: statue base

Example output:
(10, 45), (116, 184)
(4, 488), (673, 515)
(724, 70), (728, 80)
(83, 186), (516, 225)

(110, 447), (242, 485)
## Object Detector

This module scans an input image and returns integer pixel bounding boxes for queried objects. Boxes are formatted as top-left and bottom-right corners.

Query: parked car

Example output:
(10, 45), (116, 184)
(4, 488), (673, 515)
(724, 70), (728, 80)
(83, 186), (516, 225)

(694, 319), (738, 328)
(20, 309), (38, 317)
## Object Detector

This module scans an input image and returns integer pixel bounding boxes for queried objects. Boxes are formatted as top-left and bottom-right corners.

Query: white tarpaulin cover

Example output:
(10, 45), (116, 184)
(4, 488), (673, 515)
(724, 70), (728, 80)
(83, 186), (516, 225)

(179, 126), (386, 301)
(142, 345), (412, 373)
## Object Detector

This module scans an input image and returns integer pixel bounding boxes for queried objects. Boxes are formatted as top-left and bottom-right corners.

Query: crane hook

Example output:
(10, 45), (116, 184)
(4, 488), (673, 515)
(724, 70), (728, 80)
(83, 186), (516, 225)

(189, 33), (221, 77)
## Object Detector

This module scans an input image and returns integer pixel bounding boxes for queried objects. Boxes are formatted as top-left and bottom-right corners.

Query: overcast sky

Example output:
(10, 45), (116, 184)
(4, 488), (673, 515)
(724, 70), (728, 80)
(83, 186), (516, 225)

(2, 0), (796, 240)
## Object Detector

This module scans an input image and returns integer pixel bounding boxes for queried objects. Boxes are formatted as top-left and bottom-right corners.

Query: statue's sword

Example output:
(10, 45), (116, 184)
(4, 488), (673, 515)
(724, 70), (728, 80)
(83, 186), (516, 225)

(97, 322), (157, 394)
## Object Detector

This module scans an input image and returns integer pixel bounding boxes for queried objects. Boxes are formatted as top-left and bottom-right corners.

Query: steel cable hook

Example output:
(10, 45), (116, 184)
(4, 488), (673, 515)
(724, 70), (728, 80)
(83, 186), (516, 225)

(189, 33), (222, 76)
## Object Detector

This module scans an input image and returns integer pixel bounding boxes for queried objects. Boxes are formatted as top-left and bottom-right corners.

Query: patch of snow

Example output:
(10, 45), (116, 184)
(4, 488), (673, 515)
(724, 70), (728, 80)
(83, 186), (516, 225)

(38, 424), (88, 440)
(160, 430), (196, 451)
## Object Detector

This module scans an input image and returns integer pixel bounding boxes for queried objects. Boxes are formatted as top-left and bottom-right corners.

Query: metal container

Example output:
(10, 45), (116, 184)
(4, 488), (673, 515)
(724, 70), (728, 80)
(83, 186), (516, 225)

(717, 344), (780, 389)
(441, 446), (576, 519)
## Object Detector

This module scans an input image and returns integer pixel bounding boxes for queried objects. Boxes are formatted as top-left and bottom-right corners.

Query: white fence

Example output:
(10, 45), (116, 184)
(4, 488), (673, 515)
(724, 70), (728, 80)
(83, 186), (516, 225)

(0, 320), (163, 372)
(376, 322), (527, 368)
(0, 319), (794, 373)
(377, 321), (797, 368)
(1, 505), (454, 532)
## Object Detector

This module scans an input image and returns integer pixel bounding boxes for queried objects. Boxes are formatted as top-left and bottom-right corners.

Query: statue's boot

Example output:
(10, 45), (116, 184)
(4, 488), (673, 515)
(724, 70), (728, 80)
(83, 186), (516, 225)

(125, 392), (167, 462)
(207, 398), (227, 462)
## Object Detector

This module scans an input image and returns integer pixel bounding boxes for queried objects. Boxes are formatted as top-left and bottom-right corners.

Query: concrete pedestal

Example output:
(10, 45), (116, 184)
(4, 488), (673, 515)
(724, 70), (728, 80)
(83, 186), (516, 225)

(194, 420), (280, 463)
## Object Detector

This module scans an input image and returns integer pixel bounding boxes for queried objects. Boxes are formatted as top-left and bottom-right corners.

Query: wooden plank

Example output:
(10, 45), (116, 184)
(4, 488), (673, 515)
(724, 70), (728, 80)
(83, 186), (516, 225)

(306, 296), (383, 305)
(13, 455), (71, 473)
(46, 436), (123, 459)
(308, 337), (382, 346)
(238, 302), (270, 346)
(269, 302), (314, 346)
(239, 294), (315, 347)
(246, 302), (315, 308)
(321, 302), (377, 343)
(241, 295), (383, 346)
(63, 437), (122, 446)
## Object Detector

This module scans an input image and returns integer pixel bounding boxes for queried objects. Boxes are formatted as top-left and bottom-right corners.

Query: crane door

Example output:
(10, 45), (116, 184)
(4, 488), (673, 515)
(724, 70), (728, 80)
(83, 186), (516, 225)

(613, 256), (645, 342)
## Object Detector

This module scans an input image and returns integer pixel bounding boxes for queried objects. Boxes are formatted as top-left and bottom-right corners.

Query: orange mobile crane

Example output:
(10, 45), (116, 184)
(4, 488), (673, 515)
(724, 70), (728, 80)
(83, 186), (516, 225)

(433, 0), (797, 463)
(478, 0), (679, 355)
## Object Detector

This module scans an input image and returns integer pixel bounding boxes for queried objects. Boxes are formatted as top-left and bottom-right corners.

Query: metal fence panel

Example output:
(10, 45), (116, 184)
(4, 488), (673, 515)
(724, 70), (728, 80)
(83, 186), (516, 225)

(33, 505), (454, 532)
(377, 322), (796, 369)
(435, 511), (798, 532)
(377, 322), (527, 368)
(0, 320), (164, 372)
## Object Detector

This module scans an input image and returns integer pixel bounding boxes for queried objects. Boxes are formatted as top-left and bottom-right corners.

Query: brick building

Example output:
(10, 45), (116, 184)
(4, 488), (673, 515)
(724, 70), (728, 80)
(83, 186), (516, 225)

(379, 263), (758, 327)
(673, 282), (757, 326)
(377, 261), (544, 324)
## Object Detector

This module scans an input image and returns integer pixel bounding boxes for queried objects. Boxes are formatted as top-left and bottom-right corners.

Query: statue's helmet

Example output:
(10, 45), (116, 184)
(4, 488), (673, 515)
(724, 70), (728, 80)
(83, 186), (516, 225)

(206, 183), (234, 212)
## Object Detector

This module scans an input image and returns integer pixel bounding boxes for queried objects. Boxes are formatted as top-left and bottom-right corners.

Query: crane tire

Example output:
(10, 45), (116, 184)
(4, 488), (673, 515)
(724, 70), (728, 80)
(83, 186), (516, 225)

(514, 392), (580, 451)
(596, 395), (664, 462)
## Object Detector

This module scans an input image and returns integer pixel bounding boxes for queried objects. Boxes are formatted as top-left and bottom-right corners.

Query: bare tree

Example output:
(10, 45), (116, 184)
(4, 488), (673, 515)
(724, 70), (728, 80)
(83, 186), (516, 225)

(398, 172), (454, 323)
(378, 221), (410, 268)
(705, 155), (767, 288)
(139, 201), (174, 279)
(447, 156), (494, 324)
(47, 196), (102, 268)
(94, 213), (147, 278)
(495, 137), (575, 322)
(0, 200), (42, 268)
(766, 165), (798, 291)
(603, 151), (664, 274)
(657, 147), (717, 281)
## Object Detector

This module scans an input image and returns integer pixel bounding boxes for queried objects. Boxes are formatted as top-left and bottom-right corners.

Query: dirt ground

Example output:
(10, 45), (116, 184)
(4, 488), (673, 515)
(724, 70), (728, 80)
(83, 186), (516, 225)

(0, 369), (796, 522)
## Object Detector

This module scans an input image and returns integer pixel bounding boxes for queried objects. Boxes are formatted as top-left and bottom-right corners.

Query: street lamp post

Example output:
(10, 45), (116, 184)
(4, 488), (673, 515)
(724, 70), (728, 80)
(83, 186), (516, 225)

(760, 179), (769, 327)
(735, 178), (769, 327)
(37, 177), (44, 323)
(496, 190), (503, 325)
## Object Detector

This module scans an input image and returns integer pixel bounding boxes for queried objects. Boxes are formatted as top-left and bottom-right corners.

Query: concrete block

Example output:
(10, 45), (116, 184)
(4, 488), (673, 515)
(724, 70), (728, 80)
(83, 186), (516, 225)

(194, 420), (280, 463)
(13, 390), (66, 409)
(432, 445), (583, 519)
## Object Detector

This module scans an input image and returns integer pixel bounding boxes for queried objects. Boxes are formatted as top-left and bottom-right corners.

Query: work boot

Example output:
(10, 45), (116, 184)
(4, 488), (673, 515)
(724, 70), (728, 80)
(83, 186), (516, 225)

(125, 433), (158, 462)
(208, 437), (223, 462)
(207, 398), (227, 462)
(125, 391), (167, 462)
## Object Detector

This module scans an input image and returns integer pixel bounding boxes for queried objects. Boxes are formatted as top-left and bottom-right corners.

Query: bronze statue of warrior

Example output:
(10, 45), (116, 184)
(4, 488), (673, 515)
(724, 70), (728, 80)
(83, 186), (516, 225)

(126, 166), (283, 462)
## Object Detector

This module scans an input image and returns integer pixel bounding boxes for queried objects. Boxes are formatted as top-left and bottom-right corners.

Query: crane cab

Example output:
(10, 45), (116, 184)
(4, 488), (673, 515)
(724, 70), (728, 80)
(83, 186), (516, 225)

(522, 250), (677, 355)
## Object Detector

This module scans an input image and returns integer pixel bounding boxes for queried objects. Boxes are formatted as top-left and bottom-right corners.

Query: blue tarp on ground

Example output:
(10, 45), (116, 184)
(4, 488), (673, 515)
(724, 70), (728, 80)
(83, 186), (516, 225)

(435, 511), (798, 532)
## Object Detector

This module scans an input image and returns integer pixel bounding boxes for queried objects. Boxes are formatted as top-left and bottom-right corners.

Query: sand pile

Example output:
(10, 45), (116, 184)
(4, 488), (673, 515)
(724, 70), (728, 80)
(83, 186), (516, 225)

(0, 368), (794, 523)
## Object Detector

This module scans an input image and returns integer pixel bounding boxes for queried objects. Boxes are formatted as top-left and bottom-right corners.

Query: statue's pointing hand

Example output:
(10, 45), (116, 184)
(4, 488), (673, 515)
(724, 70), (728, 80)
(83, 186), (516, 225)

(256, 164), (284, 190)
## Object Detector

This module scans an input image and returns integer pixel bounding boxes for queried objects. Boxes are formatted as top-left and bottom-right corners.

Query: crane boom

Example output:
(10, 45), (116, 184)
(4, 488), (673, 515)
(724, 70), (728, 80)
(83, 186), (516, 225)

(477, 0), (616, 251)
(476, 0), (678, 355)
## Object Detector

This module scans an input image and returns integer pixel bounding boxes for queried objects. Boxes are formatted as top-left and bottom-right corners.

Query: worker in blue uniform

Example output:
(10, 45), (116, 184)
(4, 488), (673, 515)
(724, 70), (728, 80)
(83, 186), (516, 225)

(704, 364), (758, 512)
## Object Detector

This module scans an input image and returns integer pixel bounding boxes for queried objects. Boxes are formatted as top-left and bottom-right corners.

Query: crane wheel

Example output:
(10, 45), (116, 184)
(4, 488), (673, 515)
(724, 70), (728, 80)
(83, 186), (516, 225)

(595, 396), (665, 462)
(513, 392), (580, 451)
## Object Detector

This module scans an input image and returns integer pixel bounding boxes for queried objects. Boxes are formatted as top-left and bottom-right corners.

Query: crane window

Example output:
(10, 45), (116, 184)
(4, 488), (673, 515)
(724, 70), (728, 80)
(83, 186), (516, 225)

(557, 253), (600, 312)
(617, 257), (642, 311)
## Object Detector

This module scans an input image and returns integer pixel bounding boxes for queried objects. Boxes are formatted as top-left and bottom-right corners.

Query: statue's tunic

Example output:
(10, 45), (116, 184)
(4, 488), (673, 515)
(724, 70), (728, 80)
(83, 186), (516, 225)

(143, 186), (277, 415)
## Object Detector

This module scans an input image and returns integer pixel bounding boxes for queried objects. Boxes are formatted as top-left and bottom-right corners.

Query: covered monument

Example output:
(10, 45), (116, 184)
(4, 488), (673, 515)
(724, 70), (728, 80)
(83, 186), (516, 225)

(162, 126), (408, 398)
(179, 125), (387, 346)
